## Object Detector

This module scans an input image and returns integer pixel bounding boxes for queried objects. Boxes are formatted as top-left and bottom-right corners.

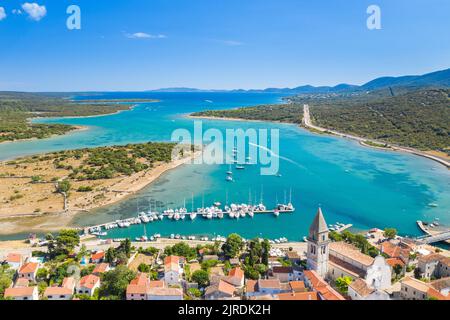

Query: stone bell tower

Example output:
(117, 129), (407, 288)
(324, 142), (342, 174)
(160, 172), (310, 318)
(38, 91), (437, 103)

(306, 207), (330, 278)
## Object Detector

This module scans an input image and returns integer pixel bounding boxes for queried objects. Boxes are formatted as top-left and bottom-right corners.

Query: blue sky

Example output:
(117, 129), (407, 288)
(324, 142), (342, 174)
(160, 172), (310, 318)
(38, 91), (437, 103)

(0, 0), (449, 91)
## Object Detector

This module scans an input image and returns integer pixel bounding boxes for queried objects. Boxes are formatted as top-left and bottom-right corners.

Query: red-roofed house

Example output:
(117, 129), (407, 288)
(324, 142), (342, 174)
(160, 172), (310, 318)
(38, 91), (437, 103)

(5, 253), (25, 270)
(4, 286), (39, 300)
(276, 291), (318, 300)
(14, 278), (30, 288)
(205, 280), (237, 300)
(164, 256), (183, 286)
(44, 277), (76, 300)
(127, 273), (151, 300)
(225, 267), (245, 288)
(303, 270), (345, 301)
(18, 262), (39, 282)
(148, 287), (183, 300)
(92, 263), (110, 275)
(245, 279), (288, 298)
(271, 266), (296, 283)
(77, 274), (100, 296)
(90, 251), (105, 264)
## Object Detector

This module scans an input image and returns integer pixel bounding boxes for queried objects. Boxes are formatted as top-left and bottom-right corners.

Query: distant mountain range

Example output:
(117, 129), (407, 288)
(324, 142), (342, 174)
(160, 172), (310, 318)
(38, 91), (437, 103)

(147, 68), (450, 94)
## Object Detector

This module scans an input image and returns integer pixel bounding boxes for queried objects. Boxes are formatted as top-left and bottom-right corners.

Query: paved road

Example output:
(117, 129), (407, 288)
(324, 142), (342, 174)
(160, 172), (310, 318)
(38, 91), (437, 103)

(303, 105), (450, 168)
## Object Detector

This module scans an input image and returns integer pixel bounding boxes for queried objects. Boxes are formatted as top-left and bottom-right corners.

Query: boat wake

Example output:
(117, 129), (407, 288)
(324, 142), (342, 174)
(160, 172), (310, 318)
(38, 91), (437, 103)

(249, 142), (307, 170)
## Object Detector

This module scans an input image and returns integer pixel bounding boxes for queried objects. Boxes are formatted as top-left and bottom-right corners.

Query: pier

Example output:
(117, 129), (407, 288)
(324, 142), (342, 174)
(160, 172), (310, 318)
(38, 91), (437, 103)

(83, 201), (296, 237)
(416, 220), (450, 244)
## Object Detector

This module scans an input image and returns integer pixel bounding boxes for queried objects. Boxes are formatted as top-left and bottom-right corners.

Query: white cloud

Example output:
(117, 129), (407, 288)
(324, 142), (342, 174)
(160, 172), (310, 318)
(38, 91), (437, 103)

(21, 2), (47, 21)
(12, 9), (23, 15)
(126, 32), (167, 39)
(0, 7), (6, 21)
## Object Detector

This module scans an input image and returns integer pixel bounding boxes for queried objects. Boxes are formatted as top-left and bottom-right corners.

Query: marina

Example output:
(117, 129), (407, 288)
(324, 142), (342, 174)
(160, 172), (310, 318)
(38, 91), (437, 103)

(84, 200), (296, 238)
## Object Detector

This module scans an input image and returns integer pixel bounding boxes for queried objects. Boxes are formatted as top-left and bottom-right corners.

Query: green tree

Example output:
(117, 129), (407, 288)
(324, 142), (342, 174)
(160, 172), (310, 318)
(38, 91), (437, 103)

(36, 268), (48, 282)
(48, 229), (80, 258)
(393, 264), (403, 278)
(335, 276), (352, 295)
(98, 265), (136, 299)
(244, 266), (260, 280)
(222, 234), (244, 259)
(188, 288), (202, 298)
(117, 238), (132, 258)
(384, 228), (398, 239)
(137, 263), (150, 273)
(191, 270), (210, 288)
(56, 179), (71, 193)
(165, 242), (197, 260)
(105, 247), (116, 264)
(0, 265), (15, 298)
(261, 239), (270, 266)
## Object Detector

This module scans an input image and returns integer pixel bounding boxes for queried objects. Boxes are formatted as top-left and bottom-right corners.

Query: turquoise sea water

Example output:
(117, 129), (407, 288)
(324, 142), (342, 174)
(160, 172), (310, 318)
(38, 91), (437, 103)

(0, 92), (449, 241)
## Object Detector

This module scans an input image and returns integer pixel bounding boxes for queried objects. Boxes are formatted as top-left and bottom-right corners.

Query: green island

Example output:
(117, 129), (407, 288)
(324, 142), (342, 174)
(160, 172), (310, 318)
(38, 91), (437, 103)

(191, 103), (304, 123)
(192, 88), (450, 156)
(0, 92), (136, 143)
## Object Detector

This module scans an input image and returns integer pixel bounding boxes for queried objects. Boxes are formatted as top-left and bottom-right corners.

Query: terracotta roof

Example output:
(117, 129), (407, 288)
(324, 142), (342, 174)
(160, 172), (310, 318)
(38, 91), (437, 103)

(164, 256), (181, 273)
(90, 251), (105, 261)
(229, 267), (244, 280)
(276, 291), (318, 300)
(386, 257), (405, 268)
(329, 255), (365, 278)
(164, 255), (180, 265)
(303, 270), (327, 288)
(79, 274), (100, 289)
(430, 277), (450, 292)
(418, 253), (446, 264)
(380, 241), (410, 259)
(303, 270), (345, 300)
(258, 279), (281, 289)
(6, 253), (22, 263)
(272, 266), (294, 274)
(62, 277), (76, 289)
(246, 280), (257, 293)
(427, 287), (449, 300)
(348, 278), (374, 297)
(14, 278), (30, 288)
(127, 284), (150, 295)
(248, 294), (277, 300)
(92, 263), (109, 274)
(130, 273), (149, 286)
(149, 280), (165, 288)
(206, 280), (235, 297)
(44, 286), (73, 296)
(148, 287), (183, 297)
(18, 262), (39, 274)
(4, 286), (37, 298)
(316, 285), (346, 300)
(289, 281), (306, 292)
(401, 277), (431, 293)
(330, 242), (374, 266)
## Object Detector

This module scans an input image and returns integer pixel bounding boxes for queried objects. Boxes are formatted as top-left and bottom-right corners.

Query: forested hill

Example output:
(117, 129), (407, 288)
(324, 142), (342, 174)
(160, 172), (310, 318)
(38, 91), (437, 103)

(192, 89), (450, 155)
(0, 92), (132, 143)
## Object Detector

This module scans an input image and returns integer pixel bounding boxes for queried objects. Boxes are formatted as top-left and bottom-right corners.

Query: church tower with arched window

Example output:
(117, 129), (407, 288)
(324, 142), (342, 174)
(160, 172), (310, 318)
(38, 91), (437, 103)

(306, 207), (330, 278)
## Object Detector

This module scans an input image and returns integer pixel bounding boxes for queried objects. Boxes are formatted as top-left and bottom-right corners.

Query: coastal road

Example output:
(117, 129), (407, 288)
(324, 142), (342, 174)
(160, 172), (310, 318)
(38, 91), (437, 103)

(302, 105), (450, 168)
